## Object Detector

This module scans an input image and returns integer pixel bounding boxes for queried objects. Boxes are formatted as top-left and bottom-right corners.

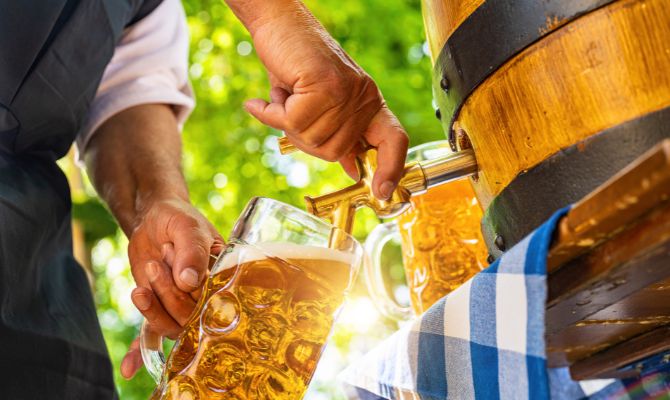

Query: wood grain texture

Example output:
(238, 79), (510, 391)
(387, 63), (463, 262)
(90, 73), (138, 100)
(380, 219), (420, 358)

(421, 0), (482, 63)
(546, 320), (667, 366)
(543, 143), (670, 375)
(546, 203), (670, 371)
(570, 326), (670, 380)
(548, 140), (670, 272)
(451, 0), (670, 207)
(547, 203), (670, 332)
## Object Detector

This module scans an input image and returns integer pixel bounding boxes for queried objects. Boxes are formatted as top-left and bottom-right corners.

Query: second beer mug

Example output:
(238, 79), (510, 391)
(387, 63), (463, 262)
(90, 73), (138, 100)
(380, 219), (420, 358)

(141, 197), (362, 399)
(365, 141), (488, 319)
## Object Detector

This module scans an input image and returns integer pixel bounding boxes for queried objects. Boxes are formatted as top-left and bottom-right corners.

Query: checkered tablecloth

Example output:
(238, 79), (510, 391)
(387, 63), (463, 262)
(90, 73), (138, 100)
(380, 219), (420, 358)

(340, 208), (670, 400)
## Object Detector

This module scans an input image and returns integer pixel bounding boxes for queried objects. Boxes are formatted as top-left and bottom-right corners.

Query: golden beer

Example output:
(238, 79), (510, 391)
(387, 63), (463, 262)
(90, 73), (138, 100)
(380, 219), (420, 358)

(151, 243), (353, 400)
(396, 178), (487, 314)
(365, 141), (488, 318)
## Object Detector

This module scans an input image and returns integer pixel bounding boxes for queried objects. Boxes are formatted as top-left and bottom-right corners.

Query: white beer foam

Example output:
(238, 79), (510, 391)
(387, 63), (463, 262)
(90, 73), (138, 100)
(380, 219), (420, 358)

(213, 242), (356, 271)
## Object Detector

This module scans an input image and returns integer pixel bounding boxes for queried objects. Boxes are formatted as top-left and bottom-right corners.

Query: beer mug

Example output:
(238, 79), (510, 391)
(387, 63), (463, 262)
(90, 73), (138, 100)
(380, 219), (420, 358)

(140, 197), (362, 399)
(364, 141), (488, 319)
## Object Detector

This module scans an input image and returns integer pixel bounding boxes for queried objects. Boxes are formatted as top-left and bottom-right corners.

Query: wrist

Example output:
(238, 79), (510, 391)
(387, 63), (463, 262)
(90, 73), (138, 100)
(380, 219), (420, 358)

(134, 184), (190, 219)
(110, 182), (190, 237)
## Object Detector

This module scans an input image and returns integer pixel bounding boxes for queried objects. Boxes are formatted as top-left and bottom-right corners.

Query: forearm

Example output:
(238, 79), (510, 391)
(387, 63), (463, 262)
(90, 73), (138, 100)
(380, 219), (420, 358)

(84, 104), (189, 237)
(225, 0), (336, 51)
(225, 0), (408, 198)
(224, 0), (306, 35)
(225, 0), (359, 88)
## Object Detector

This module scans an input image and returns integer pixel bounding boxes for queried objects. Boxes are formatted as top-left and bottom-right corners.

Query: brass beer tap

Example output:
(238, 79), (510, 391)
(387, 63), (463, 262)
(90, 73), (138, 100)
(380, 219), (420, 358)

(277, 136), (479, 234)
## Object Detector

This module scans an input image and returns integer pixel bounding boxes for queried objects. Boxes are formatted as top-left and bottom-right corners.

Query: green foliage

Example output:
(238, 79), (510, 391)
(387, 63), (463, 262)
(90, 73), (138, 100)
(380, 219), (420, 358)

(83, 0), (444, 398)
(72, 198), (118, 244)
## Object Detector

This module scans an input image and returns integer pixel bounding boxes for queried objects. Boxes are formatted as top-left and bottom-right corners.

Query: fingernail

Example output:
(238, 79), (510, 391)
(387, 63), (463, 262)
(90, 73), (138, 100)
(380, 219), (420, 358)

(146, 262), (159, 282)
(121, 356), (136, 380)
(120, 358), (130, 379)
(180, 268), (200, 288)
(132, 292), (151, 311)
(379, 181), (395, 200)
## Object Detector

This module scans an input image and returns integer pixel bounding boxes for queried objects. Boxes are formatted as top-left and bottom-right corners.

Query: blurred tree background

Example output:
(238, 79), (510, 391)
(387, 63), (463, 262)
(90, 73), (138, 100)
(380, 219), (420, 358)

(66, 0), (444, 398)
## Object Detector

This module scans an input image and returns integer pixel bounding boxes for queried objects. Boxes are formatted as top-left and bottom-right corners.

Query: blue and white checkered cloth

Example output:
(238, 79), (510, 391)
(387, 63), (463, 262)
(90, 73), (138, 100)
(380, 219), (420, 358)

(340, 208), (670, 400)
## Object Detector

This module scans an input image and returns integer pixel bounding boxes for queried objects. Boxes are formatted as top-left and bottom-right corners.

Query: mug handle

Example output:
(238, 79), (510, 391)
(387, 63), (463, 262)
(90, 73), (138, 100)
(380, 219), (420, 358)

(139, 253), (220, 384)
(140, 319), (165, 384)
(364, 222), (413, 321)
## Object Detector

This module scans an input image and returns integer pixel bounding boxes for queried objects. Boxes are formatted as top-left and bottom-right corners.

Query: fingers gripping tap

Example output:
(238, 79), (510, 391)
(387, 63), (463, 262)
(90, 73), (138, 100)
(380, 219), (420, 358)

(277, 136), (479, 234)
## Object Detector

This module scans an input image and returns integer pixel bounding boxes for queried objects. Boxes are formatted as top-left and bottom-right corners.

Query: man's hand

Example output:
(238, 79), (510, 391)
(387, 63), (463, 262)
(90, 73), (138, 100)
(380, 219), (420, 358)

(121, 199), (223, 379)
(84, 104), (224, 379)
(128, 199), (223, 337)
(227, 0), (409, 199)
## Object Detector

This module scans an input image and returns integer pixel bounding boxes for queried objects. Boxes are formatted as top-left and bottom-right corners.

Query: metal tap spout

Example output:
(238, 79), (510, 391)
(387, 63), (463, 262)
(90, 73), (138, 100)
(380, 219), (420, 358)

(277, 136), (478, 233)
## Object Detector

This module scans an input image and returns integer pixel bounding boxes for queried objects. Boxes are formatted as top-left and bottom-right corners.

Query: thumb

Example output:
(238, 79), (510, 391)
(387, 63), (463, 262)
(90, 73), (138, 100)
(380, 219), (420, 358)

(270, 87), (290, 104)
(120, 337), (142, 380)
(168, 218), (215, 292)
(244, 98), (288, 131)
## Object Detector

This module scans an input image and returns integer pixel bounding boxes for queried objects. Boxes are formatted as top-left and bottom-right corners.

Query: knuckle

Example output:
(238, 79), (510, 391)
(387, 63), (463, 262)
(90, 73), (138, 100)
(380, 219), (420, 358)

(188, 242), (210, 262)
(284, 118), (308, 134)
(359, 72), (377, 87)
(174, 213), (199, 229)
(321, 69), (346, 86)
(397, 132), (410, 147)
(320, 150), (340, 162)
(141, 307), (156, 321)
(301, 134), (323, 148)
(283, 119), (298, 133)
(151, 272), (169, 289)
(326, 80), (349, 99)
(330, 143), (351, 161)
(171, 288), (194, 304)
(211, 237), (225, 250)
(351, 73), (377, 98)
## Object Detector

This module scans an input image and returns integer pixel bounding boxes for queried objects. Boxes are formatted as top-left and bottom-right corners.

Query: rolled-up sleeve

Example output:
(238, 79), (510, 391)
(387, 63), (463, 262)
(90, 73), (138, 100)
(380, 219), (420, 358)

(76, 0), (194, 160)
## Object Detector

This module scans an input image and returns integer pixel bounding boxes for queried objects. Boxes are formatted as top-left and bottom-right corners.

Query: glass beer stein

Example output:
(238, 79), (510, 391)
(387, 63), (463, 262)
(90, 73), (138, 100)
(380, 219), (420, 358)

(140, 197), (362, 399)
(364, 141), (488, 319)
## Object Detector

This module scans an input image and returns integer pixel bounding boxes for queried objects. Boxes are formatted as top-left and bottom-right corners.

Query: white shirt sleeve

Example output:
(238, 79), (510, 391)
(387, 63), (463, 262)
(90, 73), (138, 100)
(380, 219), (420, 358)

(76, 0), (194, 161)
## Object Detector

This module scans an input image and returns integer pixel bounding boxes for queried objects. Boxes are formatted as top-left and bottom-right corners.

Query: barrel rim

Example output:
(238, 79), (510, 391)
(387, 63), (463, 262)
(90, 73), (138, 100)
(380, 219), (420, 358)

(429, 0), (618, 150)
(481, 106), (670, 259)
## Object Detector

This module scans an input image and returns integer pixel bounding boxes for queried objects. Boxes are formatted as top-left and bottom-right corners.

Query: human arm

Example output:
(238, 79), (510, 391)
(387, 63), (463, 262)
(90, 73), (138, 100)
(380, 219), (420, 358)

(225, 0), (410, 199)
(84, 104), (224, 377)
(77, 0), (223, 379)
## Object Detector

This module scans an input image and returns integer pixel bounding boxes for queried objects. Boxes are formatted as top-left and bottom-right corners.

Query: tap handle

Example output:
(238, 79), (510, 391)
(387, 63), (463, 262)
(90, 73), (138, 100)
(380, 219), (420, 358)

(277, 136), (298, 155)
(277, 135), (371, 156)
(278, 135), (373, 182)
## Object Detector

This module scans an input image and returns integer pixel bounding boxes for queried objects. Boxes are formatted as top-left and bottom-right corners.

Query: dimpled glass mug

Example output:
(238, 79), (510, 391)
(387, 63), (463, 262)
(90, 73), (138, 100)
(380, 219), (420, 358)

(364, 141), (488, 319)
(140, 197), (362, 399)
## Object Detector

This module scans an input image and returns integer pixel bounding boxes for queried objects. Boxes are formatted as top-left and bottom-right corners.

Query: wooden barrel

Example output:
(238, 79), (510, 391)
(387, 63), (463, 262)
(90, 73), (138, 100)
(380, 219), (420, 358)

(422, 0), (670, 257)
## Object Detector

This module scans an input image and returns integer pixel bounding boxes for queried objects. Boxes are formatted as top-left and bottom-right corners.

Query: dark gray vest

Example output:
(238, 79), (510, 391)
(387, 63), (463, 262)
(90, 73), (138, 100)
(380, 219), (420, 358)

(0, 1), (162, 398)
(0, 0), (162, 159)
